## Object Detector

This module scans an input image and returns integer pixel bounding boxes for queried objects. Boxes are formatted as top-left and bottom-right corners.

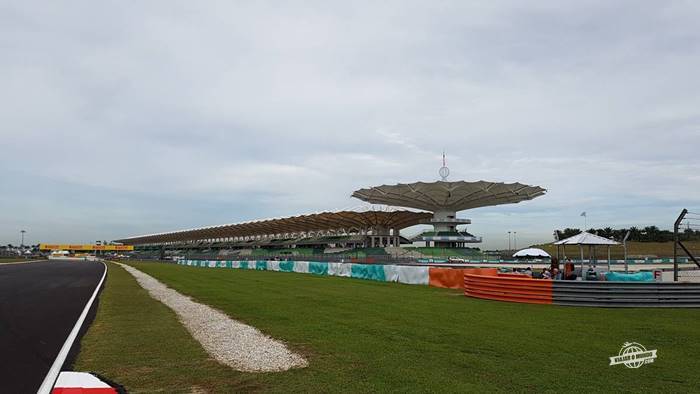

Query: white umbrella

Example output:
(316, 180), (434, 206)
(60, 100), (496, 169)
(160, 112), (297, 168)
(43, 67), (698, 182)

(513, 248), (551, 258)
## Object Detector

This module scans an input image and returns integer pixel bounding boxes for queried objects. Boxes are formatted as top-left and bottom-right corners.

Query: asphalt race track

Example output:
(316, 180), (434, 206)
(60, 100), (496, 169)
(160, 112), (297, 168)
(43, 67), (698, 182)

(0, 261), (105, 393)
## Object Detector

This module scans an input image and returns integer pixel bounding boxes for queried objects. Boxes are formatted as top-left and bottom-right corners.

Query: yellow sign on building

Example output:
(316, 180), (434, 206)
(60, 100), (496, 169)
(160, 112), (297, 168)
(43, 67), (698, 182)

(39, 244), (134, 251)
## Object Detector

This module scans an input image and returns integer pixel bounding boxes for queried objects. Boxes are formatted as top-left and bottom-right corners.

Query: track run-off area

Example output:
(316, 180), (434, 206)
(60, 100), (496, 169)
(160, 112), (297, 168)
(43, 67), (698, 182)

(72, 261), (700, 393)
(0, 260), (105, 393)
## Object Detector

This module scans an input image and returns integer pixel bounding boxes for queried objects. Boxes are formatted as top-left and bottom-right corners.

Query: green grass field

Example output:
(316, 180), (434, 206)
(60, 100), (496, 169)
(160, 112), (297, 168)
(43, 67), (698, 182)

(76, 261), (700, 393)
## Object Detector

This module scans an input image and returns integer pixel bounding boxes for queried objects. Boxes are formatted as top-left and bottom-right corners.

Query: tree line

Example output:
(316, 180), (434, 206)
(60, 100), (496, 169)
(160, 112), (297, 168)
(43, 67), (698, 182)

(555, 226), (700, 242)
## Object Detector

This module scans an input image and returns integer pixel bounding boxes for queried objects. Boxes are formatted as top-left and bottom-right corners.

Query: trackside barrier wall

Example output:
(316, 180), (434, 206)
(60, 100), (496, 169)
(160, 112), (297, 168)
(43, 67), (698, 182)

(397, 266), (430, 285)
(279, 261), (295, 272)
(551, 282), (700, 307)
(604, 271), (654, 282)
(293, 261), (309, 273)
(464, 271), (700, 307)
(351, 264), (386, 281)
(429, 268), (467, 289)
(464, 272), (553, 304)
(417, 257), (691, 264)
(429, 268), (499, 289)
(178, 259), (443, 287)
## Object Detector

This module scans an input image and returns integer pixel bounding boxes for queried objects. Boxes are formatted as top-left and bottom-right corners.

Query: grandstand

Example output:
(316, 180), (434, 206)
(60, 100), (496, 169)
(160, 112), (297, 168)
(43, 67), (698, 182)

(116, 166), (545, 258)
(116, 207), (431, 259)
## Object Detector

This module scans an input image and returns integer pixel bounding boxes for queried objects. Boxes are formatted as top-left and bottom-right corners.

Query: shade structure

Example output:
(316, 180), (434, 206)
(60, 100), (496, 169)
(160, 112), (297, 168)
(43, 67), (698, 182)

(553, 232), (620, 275)
(352, 180), (545, 247)
(513, 248), (551, 258)
(553, 232), (620, 246)
(351, 181), (546, 212)
(115, 206), (432, 245)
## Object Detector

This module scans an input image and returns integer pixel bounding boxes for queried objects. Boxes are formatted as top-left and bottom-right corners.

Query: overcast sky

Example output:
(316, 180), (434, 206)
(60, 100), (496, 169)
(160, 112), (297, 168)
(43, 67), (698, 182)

(1, 1), (699, 249)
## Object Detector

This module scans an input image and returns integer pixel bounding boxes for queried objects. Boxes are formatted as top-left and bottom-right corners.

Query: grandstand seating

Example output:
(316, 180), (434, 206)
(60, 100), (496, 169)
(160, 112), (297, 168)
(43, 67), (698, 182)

(250, 247), (323, 256)
(384, 246), (427, 258)
(324, 247), (353, 254)
(413, 230), (476, 238)
(405, 247), (483, 258)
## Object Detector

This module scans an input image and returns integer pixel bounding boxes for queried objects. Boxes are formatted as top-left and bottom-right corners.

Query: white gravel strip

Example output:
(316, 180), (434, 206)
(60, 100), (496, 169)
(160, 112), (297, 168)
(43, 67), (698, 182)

(116, 262), (307, 372)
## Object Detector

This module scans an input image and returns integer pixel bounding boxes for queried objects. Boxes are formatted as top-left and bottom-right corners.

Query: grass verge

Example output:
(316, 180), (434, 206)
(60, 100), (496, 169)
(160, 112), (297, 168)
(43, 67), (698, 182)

(74, 262), (263, 393)
(0, 257), (32, 263)
(77, 261), (700, 393)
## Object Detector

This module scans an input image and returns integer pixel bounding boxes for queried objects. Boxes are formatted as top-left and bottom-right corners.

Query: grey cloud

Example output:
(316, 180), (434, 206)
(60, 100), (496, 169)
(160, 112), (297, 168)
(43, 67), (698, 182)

(1, 1), (699, 248)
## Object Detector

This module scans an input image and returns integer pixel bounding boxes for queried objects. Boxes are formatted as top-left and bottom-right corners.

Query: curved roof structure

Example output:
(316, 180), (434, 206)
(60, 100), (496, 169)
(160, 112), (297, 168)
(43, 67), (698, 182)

(351, 181), (546, 212)
(553, 232), (620, 246)
(115, 207), (432, 245)
(513, 248), (551, 258)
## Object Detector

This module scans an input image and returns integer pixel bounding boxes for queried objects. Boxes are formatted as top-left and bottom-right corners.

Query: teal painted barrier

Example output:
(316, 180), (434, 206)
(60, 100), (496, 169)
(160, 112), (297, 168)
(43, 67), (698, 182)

(256, 261), (268, 270)
(309, 262), (328, 275)
(279, 261), (295, 272)
(605, 271), (655, 282)
(351, 264), (387, 282)
(240, 261), (249, 269)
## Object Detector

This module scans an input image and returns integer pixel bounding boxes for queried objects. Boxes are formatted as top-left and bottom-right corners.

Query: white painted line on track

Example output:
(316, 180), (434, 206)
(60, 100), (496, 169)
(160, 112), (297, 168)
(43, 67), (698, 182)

(36, 260), (108, 394)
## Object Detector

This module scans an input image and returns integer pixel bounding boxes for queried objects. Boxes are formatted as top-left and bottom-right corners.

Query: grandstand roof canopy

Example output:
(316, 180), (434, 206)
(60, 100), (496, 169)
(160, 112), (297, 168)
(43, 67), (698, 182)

(351, 180), (546, 212)
(116, 207), (432, 245)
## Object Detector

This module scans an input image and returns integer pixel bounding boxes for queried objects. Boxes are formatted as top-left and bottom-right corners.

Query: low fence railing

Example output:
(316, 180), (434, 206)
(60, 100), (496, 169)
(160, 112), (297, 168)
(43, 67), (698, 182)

(464, 272), (700, 308)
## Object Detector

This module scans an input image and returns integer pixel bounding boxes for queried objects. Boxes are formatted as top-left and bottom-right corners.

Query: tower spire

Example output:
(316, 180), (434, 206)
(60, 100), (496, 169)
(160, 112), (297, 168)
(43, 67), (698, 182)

(439, 150), (450, 181)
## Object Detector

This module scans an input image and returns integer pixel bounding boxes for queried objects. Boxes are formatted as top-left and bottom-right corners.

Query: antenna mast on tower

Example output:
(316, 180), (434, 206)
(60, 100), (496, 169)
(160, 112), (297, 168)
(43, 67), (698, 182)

(439, 150), (450, 181)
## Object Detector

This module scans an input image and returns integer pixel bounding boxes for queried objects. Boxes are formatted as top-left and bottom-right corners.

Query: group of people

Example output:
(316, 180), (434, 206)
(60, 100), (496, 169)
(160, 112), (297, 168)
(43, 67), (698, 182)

(516, 258), (578, 280)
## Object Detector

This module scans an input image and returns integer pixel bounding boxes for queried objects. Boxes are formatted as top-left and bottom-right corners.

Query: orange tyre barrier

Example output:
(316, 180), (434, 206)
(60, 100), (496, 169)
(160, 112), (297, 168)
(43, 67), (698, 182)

(464, 271), (553, 304)
(429, 268), (498, 289)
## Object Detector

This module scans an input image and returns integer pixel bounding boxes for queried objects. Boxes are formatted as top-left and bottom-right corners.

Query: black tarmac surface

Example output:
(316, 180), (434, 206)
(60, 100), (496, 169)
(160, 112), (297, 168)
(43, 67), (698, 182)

(0, 260), (105, 393)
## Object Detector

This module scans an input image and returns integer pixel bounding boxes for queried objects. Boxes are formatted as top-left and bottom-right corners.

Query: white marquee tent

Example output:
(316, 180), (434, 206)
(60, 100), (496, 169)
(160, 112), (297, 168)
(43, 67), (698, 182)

(553, 231), (620, 272)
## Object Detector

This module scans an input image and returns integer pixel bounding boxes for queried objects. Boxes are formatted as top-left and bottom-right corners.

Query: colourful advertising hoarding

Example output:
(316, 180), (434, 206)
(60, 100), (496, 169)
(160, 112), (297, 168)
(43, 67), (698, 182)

(39, 244), (134, 251)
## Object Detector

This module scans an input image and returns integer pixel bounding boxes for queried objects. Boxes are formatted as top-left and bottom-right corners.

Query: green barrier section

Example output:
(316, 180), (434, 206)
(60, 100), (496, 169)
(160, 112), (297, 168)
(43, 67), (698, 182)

(240, 261), (249, 270)
(309, 262), (329, 275)
(256, 261), (268, 270)
(279, 261), (295, 272)
(351, 264), (387, 282)
(226, 261), (233, 268)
